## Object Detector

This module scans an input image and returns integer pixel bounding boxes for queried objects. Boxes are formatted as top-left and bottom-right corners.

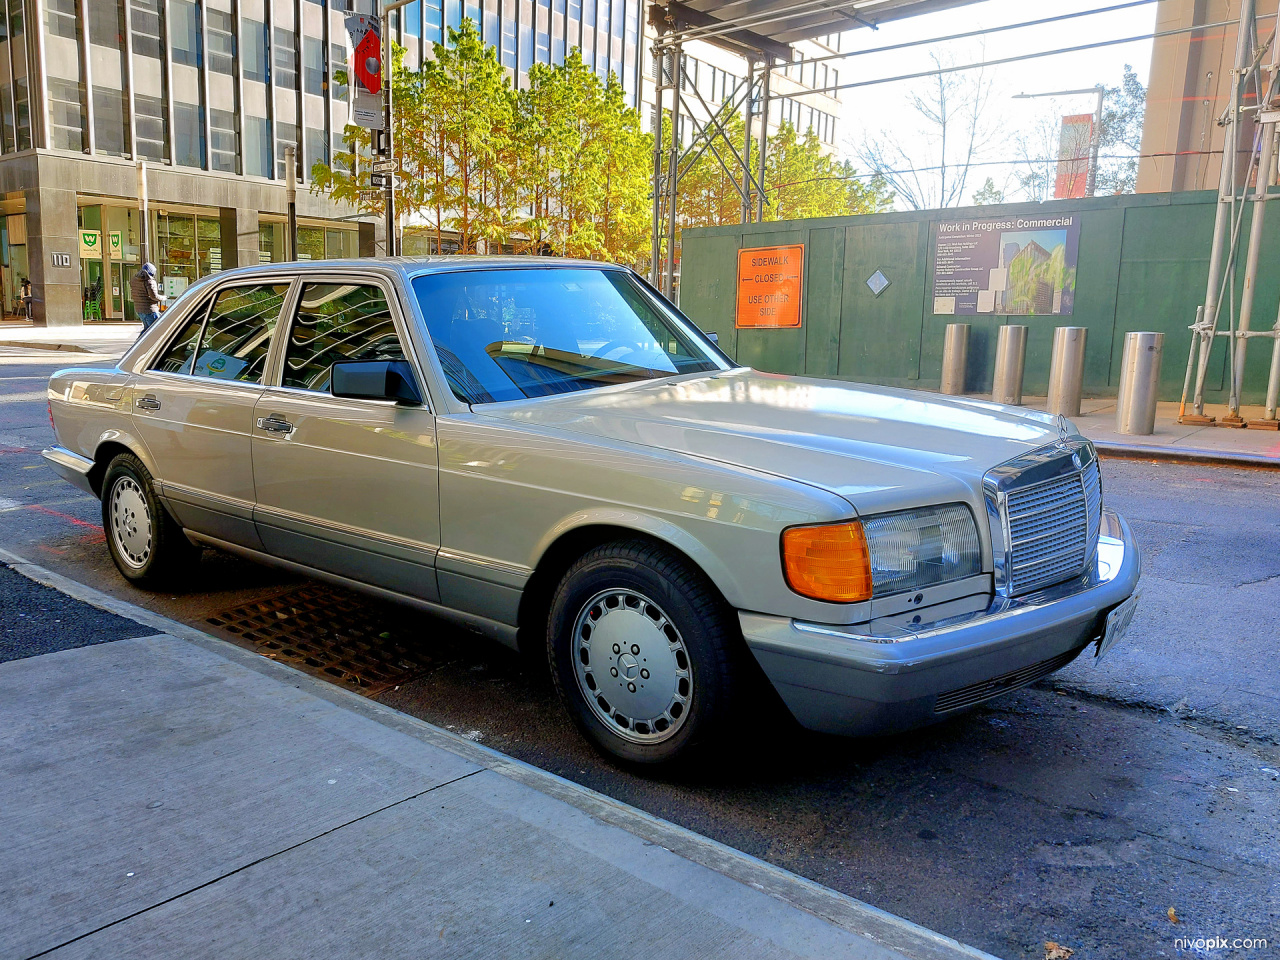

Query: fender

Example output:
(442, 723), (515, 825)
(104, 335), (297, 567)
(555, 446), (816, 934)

(530, 505), (749, 611)
(91, 427), (162, 495)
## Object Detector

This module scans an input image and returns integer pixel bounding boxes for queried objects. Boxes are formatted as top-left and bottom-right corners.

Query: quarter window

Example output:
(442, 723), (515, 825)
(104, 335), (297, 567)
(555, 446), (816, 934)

(282, 282), (406, 392)
(151, 314), (205, 374)
(191, 283), (291, 383)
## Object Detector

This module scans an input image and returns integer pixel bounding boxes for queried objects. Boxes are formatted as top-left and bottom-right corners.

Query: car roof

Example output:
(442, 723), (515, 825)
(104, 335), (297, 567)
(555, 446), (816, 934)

(197, 255), (629, 287)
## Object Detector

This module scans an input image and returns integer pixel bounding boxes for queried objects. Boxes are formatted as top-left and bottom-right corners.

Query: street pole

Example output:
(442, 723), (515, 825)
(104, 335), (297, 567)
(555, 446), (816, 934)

(379, 0), (414, 256)
(136, 160), (149, 266)
(285, 144), (297, 261)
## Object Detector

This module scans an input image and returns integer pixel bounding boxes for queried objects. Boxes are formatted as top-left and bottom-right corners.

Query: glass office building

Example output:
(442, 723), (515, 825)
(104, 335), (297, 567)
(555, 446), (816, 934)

(0, 0), (643, 326)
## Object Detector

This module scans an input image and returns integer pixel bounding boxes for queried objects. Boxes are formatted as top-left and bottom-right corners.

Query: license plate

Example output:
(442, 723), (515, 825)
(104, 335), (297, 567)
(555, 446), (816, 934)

(1095, 594), (1139, 662)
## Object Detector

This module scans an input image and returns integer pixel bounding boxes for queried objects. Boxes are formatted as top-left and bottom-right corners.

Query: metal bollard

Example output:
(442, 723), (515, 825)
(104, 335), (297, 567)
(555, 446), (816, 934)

(1046, 326), (1088, 417)
(991, 325), (1028, 405)
(1115, 331), (1164, 435)
(940, 323), (970, 395)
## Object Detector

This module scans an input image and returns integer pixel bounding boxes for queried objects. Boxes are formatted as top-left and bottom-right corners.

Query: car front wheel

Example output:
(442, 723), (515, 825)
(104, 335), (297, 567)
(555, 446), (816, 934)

(547, 540), (742, 765)
(101, 452), (199, 587)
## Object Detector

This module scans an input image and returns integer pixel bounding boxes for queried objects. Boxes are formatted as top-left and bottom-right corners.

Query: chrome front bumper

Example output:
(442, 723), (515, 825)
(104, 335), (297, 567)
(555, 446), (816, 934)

(741, 509), (1142, 736)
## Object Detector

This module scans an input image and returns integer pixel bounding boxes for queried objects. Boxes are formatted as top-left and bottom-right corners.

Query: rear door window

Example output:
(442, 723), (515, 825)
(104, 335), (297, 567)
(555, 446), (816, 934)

(281, 282), (406, 392)
(190, 283), (292, 383)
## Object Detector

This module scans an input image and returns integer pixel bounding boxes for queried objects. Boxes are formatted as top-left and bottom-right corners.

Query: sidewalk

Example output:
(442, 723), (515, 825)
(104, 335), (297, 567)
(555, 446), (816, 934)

(0, 323), (141, 358)
(1025, 397), (1280, 468)
(0, 553), (995, 960)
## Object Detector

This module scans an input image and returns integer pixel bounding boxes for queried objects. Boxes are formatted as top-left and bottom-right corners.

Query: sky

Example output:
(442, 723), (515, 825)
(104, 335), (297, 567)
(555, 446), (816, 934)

(831, 0), (1160, 207)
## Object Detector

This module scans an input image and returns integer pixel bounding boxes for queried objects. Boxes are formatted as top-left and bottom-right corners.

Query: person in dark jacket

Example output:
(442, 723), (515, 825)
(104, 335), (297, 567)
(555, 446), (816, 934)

(130, 263), (164, 330)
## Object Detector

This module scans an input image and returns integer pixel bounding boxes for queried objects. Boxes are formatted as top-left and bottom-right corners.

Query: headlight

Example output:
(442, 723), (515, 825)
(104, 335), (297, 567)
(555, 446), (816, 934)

(782, 504), (981, 603)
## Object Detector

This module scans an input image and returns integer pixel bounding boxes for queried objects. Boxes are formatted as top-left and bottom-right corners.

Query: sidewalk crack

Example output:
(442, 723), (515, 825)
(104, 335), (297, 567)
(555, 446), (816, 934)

(22, 767), (486, 960)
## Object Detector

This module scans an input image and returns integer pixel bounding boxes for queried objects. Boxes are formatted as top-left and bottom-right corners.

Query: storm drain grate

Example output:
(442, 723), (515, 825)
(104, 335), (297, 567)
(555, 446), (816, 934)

(205, 584), (436, 695)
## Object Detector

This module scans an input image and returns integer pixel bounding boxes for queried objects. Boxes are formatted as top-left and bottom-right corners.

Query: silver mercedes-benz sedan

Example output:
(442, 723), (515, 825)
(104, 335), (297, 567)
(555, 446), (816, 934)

(44, 257), (1140, 765)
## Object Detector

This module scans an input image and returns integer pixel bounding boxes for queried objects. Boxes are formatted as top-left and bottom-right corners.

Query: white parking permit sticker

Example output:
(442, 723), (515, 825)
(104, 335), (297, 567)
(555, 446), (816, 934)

(1095, 594), (1139, 662)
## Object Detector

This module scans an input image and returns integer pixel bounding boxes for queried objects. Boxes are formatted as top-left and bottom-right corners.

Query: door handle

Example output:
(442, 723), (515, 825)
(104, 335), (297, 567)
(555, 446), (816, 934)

(256, 416), (295, 435)
(135, 395), (161, 411)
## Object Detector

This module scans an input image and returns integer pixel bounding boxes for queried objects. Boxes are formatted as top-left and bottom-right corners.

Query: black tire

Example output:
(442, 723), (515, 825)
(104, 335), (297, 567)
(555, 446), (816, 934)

(100, 452), (199, 588)
(547, 539), (742, 765)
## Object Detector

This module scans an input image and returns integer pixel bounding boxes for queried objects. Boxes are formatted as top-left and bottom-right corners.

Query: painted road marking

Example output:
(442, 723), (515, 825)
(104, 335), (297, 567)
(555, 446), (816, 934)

(0, 496), (22, 510)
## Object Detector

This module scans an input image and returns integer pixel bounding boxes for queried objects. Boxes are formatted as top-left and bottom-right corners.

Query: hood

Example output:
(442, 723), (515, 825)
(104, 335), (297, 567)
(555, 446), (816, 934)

(471, 369), (1065, 514)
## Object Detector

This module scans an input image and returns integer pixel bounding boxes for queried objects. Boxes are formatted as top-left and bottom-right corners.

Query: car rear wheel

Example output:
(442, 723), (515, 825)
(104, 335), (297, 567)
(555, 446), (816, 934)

(101, 453), (199, 587)
(547, 540), (742, 765)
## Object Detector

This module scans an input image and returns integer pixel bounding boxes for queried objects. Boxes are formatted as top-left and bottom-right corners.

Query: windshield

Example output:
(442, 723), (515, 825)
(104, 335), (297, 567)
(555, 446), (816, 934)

(411, 268), (724, 404)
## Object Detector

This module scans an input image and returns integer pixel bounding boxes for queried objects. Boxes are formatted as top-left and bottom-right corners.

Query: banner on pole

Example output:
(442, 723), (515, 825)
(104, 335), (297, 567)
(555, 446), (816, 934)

(345, 14), (385, 129)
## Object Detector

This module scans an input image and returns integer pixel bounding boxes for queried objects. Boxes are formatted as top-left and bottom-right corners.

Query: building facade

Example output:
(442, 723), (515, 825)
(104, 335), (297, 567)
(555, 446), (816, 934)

(0, 0), (643, 326)
(1137, 0), (1280, 194)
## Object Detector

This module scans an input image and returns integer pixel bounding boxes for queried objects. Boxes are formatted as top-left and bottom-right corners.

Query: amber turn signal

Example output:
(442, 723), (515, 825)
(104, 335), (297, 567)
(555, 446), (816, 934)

(781, 521), (874, 603)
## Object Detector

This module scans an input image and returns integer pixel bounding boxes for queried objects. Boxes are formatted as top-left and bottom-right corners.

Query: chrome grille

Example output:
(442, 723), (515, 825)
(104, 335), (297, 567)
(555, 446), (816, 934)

(1003, 457), (1101, 595)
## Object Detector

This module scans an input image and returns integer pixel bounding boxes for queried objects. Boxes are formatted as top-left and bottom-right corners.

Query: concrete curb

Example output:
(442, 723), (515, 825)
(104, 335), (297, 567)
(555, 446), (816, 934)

(0, 544), (1002, 960)
(0, 340), (92, 353)
(1093, 441), (1280, 471)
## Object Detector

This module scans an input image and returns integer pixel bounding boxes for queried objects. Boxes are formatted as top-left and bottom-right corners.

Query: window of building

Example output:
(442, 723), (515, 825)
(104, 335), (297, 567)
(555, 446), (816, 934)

(0, 86), (14, 154)
(244, 116), (272, 177)
(303, 36), (324, 96)
(444, 0), (460, 32)
(283, 283), (405, 393)
(191, 283), (291, 383)
(210, 108), (238, 172)
(170, 0), (201, 66)
(207, 8), (235, 74)
(305, 126), (326, 172)
(88, 0), (126, 46)
(276, 123), (299, 180)
(325, 229), (358, 259)
(45, 0), (78, 39)
(48, 78), (85, 152)
(7, 0), (23, 35)
(93, 87), (130, 156)
(426, 0), (443, 44)
(174, 101), (206, 167)
(130, 0), (164, 59)
(500, 7), (515, 68)
(274, 27), (297, 88)
(330, 42), (348, 99)
(13, 78), (31, 151)
(134, 94), (167, 161)
(243, 20), (269, 82)
(403, 0), (421, 36)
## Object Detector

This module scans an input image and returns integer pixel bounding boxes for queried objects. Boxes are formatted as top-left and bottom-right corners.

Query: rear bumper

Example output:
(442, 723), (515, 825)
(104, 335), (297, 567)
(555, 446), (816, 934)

(741, 509), (1141, 736)
(42, 446), (97, 497)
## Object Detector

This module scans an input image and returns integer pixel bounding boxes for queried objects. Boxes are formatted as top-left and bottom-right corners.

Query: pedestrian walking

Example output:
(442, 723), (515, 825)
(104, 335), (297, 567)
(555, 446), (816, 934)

(20, 277), (32, 320)
(129, 263), (164, 330)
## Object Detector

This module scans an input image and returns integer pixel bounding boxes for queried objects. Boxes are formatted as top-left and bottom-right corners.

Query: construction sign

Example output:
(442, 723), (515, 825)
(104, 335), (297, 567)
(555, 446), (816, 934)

(345, 14), (384, 129)
(735, 244), (804, 328)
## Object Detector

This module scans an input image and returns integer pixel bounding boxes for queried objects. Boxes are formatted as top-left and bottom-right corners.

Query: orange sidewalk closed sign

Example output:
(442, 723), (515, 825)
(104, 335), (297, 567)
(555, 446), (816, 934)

(735, 244), (803, 328)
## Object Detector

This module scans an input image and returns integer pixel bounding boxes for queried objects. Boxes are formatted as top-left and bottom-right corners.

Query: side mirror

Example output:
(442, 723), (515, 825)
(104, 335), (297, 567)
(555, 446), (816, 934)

(330, 359), (424, 404)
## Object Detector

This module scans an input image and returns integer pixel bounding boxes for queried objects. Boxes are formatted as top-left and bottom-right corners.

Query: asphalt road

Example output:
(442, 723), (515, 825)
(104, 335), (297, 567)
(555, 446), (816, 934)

(2, 346), (1277, 960)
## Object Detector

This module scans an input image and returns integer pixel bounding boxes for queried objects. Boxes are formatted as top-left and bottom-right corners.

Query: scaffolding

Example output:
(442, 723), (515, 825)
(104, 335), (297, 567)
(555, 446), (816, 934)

(1173, 2), (1280, 427)
(645, 0), (976, 297)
